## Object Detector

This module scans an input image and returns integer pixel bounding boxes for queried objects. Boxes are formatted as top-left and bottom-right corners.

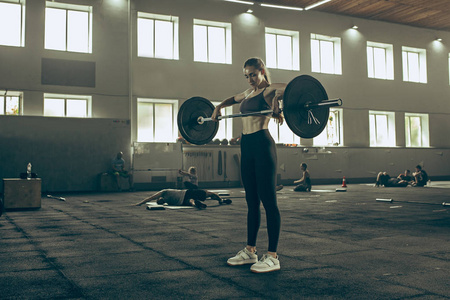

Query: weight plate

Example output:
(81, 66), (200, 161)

(283, 75), (329, 139)
(177, 97), (219, 145)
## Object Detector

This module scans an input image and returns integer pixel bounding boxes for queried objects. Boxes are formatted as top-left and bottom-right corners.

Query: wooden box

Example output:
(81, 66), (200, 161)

(3, 178), (42, 210)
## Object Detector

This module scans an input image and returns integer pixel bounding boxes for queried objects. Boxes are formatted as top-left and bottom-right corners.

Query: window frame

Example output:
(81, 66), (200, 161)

(265, 27), (300, 71)
(44, 1), (93, 53)
(405, 113), (429, 148)
(137, 98), (179, 143)
(0, 90), (23, 115)
(369, 111), (396, 147)
(43, 93), (92, 118)
(313, 108), (343, 146)
(211, 102), (233, 141)
(310, 33), (342, 75)
(0, 0), (26, 47)
(402, 46), (427, 83)
(137, 12), (179, 60)
(367, 41), (394, 80)
(193, 19), (232, 64)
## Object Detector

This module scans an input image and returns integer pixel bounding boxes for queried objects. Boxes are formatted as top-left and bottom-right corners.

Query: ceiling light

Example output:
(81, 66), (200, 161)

(352, 25), (358, 29)
(305, 0), (333, 10)
(260, 3), (303, 11)
(247, 9), (253, 13)
(436, 38), (442, 42)
(223, 0), (254, 5)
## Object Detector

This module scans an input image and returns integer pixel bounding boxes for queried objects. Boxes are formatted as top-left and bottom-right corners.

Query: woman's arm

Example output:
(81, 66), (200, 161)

(211, 89), (251, 121)
(294, 171), (306, 184)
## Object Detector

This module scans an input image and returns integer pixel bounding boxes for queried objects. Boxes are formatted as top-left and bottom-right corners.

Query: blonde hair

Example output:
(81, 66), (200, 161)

(243, 57), (271, 84)
(188, 166), (197, 175)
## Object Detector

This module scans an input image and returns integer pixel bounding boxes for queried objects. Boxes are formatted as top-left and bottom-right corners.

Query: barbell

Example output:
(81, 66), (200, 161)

(177, 75), (342, 145)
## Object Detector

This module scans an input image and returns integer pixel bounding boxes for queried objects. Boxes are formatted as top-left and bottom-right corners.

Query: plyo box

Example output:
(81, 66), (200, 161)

(3, 178), (42, 210)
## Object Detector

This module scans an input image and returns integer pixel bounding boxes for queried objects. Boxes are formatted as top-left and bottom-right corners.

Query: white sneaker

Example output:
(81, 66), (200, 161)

(250, 254), (280, 273)
(227, 248), (258, 266)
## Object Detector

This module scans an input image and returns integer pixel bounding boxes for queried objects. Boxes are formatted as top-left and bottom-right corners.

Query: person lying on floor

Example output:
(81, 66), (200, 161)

(374, 171), (410, 187)
(134, 189), (231, 208)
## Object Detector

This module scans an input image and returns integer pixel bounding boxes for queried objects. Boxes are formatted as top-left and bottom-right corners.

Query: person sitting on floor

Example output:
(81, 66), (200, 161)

(398, 169), (413, 182)
(293, 162), (311, 192)
(412, 165), (428, 187)
(111, 151), (133, 191)
(178, 166), (198, 189)
(375, 171), (409, 187)
(134, 189), (231, 209)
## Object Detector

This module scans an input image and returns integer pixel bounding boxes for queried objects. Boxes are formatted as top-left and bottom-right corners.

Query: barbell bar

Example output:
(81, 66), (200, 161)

(177, 75), (343, 145)
(197, 98), (342, 124)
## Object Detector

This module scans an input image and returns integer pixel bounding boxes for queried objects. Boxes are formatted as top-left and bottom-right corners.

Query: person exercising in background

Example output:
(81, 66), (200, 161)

(134, 188), (230, 208)
(211, 57), (285, 273)
(179, 166), (198, 189)
(111, 152), (133, 191)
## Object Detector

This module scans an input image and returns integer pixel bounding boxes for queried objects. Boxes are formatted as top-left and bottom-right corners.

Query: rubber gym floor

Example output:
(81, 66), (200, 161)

(1, 183), (449, 300)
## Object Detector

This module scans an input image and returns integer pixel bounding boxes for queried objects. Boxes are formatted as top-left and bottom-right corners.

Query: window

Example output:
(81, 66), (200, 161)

(311, 34), (342, 75)
(313, 108), (343, 146)
(402, 46), (427, 83)
(193, 19), (232, 64)
(137, 12), (179, 60)
(265, 27), (299, 71)
(212, 102), (233, 141)
(137, 99), (178, 142)
(448, 54), (450, 85)
(44, 94), (91, 117)
(0, 0), (26, 47)
(0, 91), (22, 115)
(268, 120), (300, 145)
(369, 111), (396, 147)
(367, 41), (394, 80)
(45, 2), (92, 53)
(405, 113), (429, 147)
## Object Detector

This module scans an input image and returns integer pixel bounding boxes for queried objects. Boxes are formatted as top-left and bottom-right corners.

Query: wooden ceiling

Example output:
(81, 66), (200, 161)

(258, 0), (450, 31)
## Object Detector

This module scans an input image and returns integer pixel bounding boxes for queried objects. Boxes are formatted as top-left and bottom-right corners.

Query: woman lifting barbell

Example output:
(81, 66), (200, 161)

(211, 57), (284, 273)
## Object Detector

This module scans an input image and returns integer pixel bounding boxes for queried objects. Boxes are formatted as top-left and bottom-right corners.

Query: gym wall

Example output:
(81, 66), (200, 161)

(0, 0), (449, 192)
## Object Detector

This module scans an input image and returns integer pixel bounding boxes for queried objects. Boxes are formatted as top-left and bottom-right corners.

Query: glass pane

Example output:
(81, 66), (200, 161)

(208, 26), (226, 63)
(44, 98), (65, 117)
(67, 10), (89, 53)
(367, 47), (374, 78)
(155, 20), (173, 59)
(373, 47), (387, 79)
(212, 104), (231, 140)
(279, 122), (294, 144)
(45, 8), (67, 51)
(6, 96), (19, 115)
(375, 114), (388, 146)
(66, 99), (86, 117)
(0, 3), (22, 47)
(328, 110), (340, 145)
(154, 103), (173, 142)
(268, 120), (278, 142)
(407, 52), (420, 82)
(320, 40), (334, 74)
(0, 97), (4, 114)
(311, 39), (320, 72)
(277, 35), (292, 70)
(265, 34), (277, 68)
(369, 114), (376, 146)
(405, 116), (411, 147)
(409, 116), (422, 147)
(137, 102), (154, 142)
(138, 18), (154, 57)
(402, 51), (408, 81)
(193, 25), (207, 62)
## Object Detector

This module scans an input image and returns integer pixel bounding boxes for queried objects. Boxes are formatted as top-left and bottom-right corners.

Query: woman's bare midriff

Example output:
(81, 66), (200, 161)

(242, 115), (271, 135)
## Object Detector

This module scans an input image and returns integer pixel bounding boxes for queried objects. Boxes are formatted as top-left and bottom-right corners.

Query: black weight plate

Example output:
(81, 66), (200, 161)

(283, 75), (329, 139)
(177, 97), (219, 145)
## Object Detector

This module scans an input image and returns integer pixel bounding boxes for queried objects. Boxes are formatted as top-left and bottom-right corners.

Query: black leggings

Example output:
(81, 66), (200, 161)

(240, 129), (280, 252)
